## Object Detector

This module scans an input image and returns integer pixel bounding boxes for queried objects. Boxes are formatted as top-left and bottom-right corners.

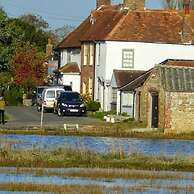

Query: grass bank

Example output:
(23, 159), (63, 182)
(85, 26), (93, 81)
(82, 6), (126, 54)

(2, 122), (194, 140)
(1, 147), (194, 172)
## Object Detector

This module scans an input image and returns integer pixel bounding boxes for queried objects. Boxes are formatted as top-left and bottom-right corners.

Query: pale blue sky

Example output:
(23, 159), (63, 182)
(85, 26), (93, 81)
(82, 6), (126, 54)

(0, 0), (163, 29)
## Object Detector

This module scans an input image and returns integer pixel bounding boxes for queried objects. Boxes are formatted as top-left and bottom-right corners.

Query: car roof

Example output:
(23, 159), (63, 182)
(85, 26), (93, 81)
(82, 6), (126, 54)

(43, 87), (65, 91)
(61, 91), (79, 94)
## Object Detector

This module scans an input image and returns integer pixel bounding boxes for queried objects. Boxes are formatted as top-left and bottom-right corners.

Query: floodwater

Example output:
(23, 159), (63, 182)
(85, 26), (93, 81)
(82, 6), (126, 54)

(1, 134), (194, 193)
(0, 167), (194, 194)
(1, 134), (194, 156)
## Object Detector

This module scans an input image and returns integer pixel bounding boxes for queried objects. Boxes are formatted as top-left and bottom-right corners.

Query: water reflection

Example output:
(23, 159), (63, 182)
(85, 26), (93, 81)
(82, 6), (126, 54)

(1, 134), (194, 156)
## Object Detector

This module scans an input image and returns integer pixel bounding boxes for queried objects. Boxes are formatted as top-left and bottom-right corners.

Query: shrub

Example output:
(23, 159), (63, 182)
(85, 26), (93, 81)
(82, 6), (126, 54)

(86, 100), (101, 112)
(3, 86), (23, 105)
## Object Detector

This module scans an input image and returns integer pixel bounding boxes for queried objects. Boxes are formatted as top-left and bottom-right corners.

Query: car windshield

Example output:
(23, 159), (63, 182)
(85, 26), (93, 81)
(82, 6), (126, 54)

(46, 91), (55, 98)
(61, 92), (81, 102)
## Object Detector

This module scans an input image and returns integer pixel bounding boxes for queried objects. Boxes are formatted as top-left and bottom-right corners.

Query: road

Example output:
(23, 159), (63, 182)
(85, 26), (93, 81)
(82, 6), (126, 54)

(1, 106), (104, 129)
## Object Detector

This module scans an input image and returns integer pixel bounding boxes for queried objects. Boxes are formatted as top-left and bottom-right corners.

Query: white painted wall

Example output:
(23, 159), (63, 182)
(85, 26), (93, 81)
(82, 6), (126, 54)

(94, 42), (107, 101)
(61, 73), (80, 93)
(60, 48), (81, 68)
(95, 40), (194, 111)
(105, 41), (194, 81)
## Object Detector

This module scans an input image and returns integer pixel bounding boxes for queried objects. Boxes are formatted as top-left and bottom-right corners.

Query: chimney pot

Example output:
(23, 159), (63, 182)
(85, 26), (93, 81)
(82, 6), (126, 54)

(96, 0), (111, 8)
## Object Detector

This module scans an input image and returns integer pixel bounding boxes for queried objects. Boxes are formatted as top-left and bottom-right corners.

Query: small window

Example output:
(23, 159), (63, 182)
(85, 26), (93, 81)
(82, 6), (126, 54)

(122, 49), (134, 68)
(90, 44), (94, 66)
(84, 44), (89, 66)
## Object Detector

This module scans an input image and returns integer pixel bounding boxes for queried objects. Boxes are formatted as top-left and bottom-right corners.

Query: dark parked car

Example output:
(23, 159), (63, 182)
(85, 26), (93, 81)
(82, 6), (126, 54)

(54, 91), (86, 116)
(32, 86), (48, 106)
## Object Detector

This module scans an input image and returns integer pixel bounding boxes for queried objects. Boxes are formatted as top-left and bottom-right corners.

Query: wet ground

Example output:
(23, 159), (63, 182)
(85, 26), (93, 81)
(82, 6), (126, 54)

(0, 167), (194, 194)
(1, 134), (194, 156)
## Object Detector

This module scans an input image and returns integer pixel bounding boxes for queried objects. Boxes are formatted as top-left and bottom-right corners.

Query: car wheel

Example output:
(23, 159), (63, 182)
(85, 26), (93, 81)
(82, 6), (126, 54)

(57, 106), (63, 117)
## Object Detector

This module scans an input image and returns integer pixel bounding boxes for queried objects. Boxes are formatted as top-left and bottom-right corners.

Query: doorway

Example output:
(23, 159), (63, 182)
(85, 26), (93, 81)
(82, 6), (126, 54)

(151, 94), (158, 128)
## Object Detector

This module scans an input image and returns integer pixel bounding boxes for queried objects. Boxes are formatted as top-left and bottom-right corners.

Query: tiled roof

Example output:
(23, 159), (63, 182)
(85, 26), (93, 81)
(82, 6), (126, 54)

(56, 17), (91, 48)
(59, 63), (80, 73)
(160, 65), (194, 92)
(82, 9), (193, 44)
(106, 10), (185, 43)
(161, 59), (194, 67)
(57, 8), (194, 49)
(113, 69), (146, 88)
(120, 69), (152, 91)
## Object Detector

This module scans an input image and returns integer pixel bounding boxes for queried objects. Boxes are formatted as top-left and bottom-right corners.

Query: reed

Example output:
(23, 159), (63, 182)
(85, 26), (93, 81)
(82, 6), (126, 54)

(0, 183), (106, 194)
(3, 123), (194, 140)
(0, 147), (194, 172)
(0, 167), (190, 181)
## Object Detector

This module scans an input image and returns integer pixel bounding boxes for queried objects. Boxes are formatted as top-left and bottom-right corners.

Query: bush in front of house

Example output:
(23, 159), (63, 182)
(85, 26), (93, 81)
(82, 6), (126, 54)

(2, 86), (23, 106)
(81, 93), (101, 112)
(86, 100), (101, 112)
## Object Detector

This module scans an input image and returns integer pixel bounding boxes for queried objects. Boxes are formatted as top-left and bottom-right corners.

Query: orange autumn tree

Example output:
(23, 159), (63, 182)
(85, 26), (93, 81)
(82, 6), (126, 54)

(12, 43), (47, 95)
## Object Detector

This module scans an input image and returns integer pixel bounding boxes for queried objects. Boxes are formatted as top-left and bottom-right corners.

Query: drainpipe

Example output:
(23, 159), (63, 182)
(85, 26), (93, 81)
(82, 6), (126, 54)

(132, 91), (136, 119)
(93, 42), (96, 101)
(119, 90), (122, 114)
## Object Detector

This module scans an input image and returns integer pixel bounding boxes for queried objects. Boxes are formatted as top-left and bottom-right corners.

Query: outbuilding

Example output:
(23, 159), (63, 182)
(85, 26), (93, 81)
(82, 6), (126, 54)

(134, 63), (194, 133)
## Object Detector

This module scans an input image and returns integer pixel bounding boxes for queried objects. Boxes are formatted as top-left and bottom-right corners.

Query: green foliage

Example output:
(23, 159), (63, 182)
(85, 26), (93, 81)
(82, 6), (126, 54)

(19, 14), (49, 30)
(86, 101), (101, 112)
(3, 86), (23, 105)
(81, 93), (101, 112)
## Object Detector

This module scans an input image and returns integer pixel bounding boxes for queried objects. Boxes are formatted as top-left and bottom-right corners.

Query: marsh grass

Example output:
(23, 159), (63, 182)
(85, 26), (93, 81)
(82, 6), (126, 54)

(0, 167), (190, 181)
(0, 183), (106, 194)
(3, 122), (194, 140)
(0, 181), (194, 193)
(0, 147), (194, 172)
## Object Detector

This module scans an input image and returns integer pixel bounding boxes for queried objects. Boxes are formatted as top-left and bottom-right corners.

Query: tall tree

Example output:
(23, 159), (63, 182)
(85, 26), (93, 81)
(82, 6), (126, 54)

(19, 14), (49, 30)
(12, 43), (47, 91)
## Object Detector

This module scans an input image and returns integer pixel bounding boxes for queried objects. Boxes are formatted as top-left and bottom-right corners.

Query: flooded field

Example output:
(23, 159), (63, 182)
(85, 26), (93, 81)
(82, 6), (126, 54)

(0, 167), (194, 194)
(1, 134), (194, 156)
(1, 134), (194, 193)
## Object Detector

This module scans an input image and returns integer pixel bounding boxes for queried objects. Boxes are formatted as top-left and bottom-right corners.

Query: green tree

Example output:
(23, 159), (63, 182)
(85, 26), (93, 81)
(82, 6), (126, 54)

(19, 14), (49, 30)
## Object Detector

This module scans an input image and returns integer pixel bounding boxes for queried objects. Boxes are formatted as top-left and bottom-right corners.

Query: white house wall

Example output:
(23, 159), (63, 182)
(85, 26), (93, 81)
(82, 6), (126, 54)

(60, 49), (81, 68)
(94, 42), (107, 102)
(61, 74), (80, 93)
(105, 41), (194, 81)
(95, 41), (194, 111)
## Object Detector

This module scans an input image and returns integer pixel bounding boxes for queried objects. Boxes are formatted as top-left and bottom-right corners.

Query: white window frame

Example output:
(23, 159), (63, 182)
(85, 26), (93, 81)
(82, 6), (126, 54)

(90, 44), (94, 66)
(84, 44), (89, 66)
(122, 49), (134, 68)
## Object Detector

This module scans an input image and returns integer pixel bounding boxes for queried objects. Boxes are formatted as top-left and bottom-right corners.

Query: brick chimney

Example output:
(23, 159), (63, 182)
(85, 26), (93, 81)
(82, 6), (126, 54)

(183, 0), (190, 15)
(46, 38), (53, 57)
(96, 0), (111, 8)
(123, 0), (145, 10)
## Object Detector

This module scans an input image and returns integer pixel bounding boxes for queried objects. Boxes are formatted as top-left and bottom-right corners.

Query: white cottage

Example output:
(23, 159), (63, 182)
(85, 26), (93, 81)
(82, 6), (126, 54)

(80, 9), (194, 111)
(56, 1), (194, 112)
